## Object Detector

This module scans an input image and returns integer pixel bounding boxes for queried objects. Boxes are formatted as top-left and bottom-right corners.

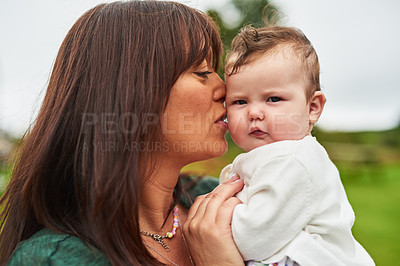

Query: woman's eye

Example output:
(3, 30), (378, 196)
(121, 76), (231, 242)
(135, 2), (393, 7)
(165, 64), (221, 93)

(267, 96), (281, 102)
(195, 71), (212, 79)
(233, 100), (247, 105)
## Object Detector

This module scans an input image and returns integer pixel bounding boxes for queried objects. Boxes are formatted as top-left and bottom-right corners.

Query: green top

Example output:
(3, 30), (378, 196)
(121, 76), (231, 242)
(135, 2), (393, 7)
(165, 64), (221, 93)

(8, 176), (219, 266)
(7, 228), (109, 266)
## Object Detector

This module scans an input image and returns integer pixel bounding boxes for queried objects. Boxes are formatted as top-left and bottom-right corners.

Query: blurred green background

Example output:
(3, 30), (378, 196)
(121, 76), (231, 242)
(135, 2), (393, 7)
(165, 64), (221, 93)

(1, 0), (399, 265)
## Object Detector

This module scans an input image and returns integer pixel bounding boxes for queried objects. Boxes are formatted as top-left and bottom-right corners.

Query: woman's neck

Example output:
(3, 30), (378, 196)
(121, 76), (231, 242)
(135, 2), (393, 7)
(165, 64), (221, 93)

(138, 157), (182, 231)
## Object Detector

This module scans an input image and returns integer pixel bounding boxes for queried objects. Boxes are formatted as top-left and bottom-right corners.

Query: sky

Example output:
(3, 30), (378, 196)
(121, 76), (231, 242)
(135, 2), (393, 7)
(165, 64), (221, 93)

(0, 0), (399, 136)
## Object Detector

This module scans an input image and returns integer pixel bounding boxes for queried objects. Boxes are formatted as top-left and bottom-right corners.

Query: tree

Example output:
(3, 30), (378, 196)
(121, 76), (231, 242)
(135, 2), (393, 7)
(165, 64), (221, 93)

(206, 0), (280, 74)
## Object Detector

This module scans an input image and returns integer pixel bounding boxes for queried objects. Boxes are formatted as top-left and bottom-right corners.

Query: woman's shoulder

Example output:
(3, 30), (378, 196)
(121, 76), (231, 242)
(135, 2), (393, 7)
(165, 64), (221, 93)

(8, 228), (110, 266)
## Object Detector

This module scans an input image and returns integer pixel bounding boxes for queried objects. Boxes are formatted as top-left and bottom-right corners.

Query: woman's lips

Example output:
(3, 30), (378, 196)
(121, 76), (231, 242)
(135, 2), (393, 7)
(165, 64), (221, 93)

(215, 120), (228, 129)
(215, 113), (228, 129)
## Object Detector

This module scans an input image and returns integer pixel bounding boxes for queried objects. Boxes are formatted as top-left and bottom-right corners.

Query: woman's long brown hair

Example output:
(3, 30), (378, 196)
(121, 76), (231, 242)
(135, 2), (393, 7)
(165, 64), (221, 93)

(0, 1), (222, 265)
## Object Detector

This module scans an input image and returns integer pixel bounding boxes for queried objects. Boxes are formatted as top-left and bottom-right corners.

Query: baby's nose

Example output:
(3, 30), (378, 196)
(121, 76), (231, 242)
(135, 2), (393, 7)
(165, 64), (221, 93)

(248, 107), (265, 121)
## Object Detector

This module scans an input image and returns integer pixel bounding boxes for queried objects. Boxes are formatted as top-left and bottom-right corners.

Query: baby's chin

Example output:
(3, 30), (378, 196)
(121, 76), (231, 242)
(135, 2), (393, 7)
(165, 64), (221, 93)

(241, 141), (272, 153)
(231, 134), (274, 152)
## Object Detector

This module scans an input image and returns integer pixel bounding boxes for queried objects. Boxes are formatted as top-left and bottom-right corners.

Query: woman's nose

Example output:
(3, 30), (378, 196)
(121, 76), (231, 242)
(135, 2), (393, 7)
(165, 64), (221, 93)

(212, 74), (226, 103)
(248, 106), (265, 121)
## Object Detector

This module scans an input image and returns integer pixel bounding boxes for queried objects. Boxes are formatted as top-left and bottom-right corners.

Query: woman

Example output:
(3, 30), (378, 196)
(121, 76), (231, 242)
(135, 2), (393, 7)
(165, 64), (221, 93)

(0, 1), (244, 265)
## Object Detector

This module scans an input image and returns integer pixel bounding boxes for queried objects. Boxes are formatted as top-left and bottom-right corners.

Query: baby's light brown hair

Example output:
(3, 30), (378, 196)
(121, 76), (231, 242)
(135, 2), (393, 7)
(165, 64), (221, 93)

(226, 25), (320, 101)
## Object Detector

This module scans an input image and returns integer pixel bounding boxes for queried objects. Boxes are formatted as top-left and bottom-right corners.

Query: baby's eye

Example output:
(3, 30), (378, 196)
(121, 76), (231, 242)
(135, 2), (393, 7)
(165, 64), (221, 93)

(233, 100), (247, 105)
(194, 71), (212, 79)
(267, 96), (281, 102)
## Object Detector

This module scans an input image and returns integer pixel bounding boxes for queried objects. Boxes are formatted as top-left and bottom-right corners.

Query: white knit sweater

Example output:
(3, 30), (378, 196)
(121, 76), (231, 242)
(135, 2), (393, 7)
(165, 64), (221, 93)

(220, 136), (374, 266)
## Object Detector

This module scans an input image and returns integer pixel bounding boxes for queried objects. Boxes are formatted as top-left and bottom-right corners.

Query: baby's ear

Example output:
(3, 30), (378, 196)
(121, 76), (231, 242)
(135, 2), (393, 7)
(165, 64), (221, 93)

(309, 91), (326, 124)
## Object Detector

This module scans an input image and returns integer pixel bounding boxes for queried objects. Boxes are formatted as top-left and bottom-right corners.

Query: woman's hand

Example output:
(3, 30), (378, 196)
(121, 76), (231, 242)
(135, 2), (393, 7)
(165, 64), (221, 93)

(183, 175), (244, 266)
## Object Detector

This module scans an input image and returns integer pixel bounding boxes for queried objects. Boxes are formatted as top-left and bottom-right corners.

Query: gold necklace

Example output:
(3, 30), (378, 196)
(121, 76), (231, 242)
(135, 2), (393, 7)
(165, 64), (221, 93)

(140, 206), (179, 251)
(141, 207), (194, 265)
(143, 222), (194, 266)
(143, 242), (179, 266)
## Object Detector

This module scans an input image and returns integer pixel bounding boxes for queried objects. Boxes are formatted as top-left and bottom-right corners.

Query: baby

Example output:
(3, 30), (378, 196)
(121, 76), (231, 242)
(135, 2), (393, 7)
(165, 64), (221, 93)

(220, 26), (374, 266)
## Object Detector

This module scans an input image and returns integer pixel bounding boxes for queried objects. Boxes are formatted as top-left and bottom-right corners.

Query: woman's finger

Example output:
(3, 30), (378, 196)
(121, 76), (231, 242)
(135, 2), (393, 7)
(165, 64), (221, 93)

(202, 177), (243, 221)
(183, 178), (245, 266)
(187, 175), (242, 222)
(186, 194), (207, 223)
(216, 196), (242, 225)
(183, 176), (245, 266)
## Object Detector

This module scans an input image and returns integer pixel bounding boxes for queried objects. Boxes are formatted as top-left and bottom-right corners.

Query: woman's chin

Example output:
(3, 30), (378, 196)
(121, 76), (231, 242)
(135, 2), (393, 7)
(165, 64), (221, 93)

(206, 139), (228, 158)
(188, 139), (228, 163)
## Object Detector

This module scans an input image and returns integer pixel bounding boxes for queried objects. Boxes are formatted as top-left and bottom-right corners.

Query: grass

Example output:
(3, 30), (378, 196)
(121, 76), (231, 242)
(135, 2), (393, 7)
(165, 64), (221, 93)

(343, 163), (400, 265)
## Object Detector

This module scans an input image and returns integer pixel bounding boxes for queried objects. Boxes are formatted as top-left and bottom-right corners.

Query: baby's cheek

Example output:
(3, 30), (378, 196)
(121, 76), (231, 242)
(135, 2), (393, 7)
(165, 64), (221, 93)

(228, 118), (246, 145)
(227, 112), (240, 133)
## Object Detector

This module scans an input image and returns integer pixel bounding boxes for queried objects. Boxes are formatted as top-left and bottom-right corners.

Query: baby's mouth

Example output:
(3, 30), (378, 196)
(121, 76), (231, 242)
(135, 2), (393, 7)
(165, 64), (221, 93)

(249, 128), (267, 137)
